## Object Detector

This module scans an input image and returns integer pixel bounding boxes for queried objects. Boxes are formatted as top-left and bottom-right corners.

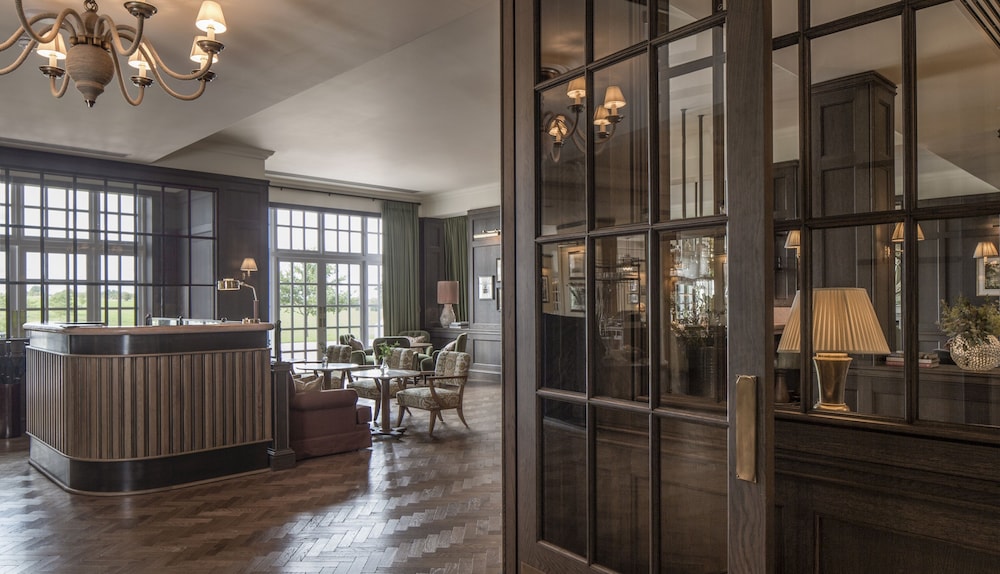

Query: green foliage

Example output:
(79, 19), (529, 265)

(375, 341), (397, 362)
(938, 296), (1000, 345)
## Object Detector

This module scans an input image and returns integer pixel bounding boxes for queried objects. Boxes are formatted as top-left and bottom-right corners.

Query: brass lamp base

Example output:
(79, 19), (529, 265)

(812, 352), (853, 412)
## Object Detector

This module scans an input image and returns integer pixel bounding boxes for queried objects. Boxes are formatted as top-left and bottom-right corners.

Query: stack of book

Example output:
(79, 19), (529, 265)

(884, 352), (940, 368)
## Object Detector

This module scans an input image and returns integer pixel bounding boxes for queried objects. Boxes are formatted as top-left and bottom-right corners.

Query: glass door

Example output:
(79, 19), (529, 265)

(507, 0), (774, 571)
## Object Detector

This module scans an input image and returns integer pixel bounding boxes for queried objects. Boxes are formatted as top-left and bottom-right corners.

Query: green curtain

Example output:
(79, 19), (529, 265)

(381, 200), (420, 334)
(444, 216), (469, 321)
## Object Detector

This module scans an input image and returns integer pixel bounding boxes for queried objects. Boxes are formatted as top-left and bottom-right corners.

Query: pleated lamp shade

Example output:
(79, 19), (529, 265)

(973, 241), (998, 259)
(777, 288), (891, 355)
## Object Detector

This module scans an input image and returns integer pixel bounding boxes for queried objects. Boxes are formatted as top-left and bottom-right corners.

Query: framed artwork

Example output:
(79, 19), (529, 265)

(540, 274), (550, 303)
(568, 250), (585, 279)
(629, 280), (639, 293)
(978, 256), (1000, 296)
(478, 275), (495, 299)
(496, 258), (502, 283)
(629, 293), (640, 304)
(569, 281), (585, 312)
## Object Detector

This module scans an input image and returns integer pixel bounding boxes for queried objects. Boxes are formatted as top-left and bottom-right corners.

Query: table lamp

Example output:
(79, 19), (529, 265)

(777, 288), (890, 411)
(437, 280), (459, 328)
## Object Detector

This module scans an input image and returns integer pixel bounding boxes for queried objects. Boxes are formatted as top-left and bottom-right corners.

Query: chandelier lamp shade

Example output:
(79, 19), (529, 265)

(1, 0), (228, 107)
(543, 76), (627, 161)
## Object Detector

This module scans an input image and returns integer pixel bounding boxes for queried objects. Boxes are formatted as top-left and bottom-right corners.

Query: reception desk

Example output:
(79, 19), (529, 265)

(24, 321), (274, 495)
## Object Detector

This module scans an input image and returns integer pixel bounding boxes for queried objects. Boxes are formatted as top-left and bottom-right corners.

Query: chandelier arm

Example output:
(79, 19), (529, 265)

(97, 16), (144, 58)
(48, 72), (69, 98)
(109, 47), (145, 106)
(142, 41), (216, 81)
(0, 40), (35, 75)
(12, 2), (82, 45)
(152, 73), (208, 101)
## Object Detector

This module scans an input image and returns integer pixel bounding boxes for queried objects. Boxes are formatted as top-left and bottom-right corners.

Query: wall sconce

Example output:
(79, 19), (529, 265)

(974, 241), (998, 259)
(777, 288), (891, 412)
(543, 77), (627, 162)
(891, 222), (924, 243)
(437, 280), (460, 328)
(473, 229), (501, 240)
(218, 257), (259, 323)
(240, 257), (258, 278)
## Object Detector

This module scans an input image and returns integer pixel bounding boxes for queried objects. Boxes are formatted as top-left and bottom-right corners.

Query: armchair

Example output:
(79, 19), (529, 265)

(398, 329), (433, 369)
(340, 333), (372, 365)
(420, 332), (468, 371)
(288, 379), (372, 460)
(396, 351), (471, 437)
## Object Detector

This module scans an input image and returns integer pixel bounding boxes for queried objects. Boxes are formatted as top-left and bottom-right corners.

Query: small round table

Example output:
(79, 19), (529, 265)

(311, 362), (360, 390)
(352, 368), (422, 436)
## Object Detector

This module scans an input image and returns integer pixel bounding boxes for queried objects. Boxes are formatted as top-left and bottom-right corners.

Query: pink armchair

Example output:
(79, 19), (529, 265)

(288, 383), (372, 460)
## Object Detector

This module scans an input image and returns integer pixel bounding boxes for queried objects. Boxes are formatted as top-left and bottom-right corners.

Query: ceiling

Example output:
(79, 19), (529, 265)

(0, 0), (501, 196)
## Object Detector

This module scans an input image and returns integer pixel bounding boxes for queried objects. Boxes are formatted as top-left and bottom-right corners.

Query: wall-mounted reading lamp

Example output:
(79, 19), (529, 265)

(217, 257), (259, 323)
(473, 228), (501, 240)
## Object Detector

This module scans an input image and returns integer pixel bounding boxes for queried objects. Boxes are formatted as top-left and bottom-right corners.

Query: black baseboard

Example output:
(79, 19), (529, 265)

(29, 436), (271, 495)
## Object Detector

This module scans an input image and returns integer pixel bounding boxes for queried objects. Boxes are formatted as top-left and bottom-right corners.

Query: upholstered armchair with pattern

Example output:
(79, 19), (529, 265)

(395, 351), (471, 437)
(347, 347), (419, 419)
(419, 333), (467, 371)
(340, 334), (372, 365)
(324, 344), (353, 363)
(397, 329), (433, 369)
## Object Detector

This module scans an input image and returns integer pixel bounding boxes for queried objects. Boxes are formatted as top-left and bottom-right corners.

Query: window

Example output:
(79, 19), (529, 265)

(0, 168), (216, 337)
(271, 206), (382, 362)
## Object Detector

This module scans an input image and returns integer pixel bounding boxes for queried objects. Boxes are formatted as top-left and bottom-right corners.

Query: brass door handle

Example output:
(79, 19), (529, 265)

(735, 374), (757, 483)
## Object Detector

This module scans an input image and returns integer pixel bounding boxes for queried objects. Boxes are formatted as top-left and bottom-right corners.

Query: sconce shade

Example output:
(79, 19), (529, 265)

(891, 222), (924, 243)
(603, 85), (626, 110)
(240, 257), (258, 273)
(777, 288), (891, 355)
(974, 241), (999, 259)
(566, 77), (586, 101)
(784, 230), (800, 250)
(437, 281), (460, 305)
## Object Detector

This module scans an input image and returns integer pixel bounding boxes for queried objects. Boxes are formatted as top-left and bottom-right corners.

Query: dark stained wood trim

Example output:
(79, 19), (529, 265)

(500, 0), (519, 570)
(726, 0), (775, 571)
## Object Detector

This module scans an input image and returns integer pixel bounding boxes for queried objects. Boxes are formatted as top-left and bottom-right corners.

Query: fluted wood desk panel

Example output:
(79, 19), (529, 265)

(27, 349), (272, 459)
(24, 322), (274, 493)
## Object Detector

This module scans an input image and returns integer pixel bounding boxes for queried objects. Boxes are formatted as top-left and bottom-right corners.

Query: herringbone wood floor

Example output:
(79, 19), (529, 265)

(0, 384), (502, 574)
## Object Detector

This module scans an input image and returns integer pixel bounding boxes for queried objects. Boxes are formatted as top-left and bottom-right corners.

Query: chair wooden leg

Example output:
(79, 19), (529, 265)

(372, 399), (380, 420)
(396, 400), (406, 427)
(456, 406), (469, 428)
(428, 410), (438, 437)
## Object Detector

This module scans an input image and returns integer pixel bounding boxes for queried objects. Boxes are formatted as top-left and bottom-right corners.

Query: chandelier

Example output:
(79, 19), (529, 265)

(542, 77), (627, 162)
(1, 0), (227, 107)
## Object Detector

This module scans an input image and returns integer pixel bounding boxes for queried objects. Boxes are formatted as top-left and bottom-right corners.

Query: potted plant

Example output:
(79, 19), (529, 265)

(938, 296), (1000, 371)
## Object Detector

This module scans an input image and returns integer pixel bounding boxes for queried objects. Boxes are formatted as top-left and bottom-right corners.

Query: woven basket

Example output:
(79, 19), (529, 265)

(948, 335), (1000, 371)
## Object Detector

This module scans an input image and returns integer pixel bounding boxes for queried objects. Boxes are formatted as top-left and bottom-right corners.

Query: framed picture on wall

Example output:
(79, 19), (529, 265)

(479, 275), (495, 299)
(540, 274), (550, 302)
(496, 258), (502, 283)
(978, 256), (1000, 296)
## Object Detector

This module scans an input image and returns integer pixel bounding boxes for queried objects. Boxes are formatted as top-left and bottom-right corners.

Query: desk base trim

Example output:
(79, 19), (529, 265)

(29, 437), (271, 495)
